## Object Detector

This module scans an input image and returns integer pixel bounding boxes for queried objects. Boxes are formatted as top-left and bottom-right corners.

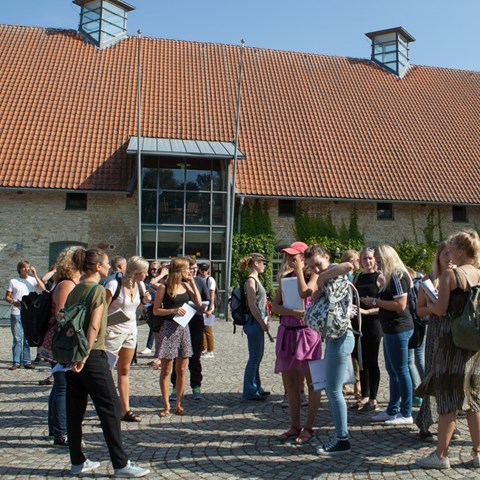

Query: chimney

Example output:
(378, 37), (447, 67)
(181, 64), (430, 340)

(365, 27), (415, 78)
(73, 0), (135, 49)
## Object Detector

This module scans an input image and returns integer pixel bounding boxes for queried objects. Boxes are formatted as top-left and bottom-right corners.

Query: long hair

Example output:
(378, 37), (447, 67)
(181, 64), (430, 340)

(53, 246), (79, 283)
(431, 241), (448, 286)
(376, 245), (412, 292)
(72, 248), (106, 275)
(447, 229), (480, 268)
(165, 257), (189, 297)
(238, 253), (266, 272)
(124, 256), (149, 280)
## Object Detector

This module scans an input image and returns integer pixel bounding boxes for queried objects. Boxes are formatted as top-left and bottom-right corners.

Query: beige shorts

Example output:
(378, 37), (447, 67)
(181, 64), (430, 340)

(105, 330), (137, 352)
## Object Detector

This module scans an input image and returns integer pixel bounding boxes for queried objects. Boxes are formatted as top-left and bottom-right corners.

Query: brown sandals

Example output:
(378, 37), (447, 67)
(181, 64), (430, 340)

(121, 410), (142, 422)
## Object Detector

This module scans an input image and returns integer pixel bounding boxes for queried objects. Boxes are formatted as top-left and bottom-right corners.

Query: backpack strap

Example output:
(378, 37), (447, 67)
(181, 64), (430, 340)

(112, 273), (123, 302)
(348, 281), (363, 370)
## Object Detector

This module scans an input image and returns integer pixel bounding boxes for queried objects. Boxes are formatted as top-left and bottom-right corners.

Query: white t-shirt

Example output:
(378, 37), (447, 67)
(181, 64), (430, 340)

(7, 276), (38, 315)
(200, 276), (216, 308)
(106, 279), (143, 333)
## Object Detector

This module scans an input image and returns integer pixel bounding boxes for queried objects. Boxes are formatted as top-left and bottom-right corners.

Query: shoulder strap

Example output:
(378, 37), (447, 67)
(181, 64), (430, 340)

(112, 274), (122, 302)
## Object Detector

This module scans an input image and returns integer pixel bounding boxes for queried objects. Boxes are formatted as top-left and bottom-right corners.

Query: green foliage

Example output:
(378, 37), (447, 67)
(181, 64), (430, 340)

(395, 241), (437, 273)
(231, 233), (276, 296)
(422, 207), (443, 244)
(348, 207), (363, 242)
(238, 200), (273, 236)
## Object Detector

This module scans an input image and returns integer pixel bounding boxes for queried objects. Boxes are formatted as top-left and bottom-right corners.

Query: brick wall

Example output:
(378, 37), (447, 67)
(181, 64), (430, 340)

(263, 199), (480, 247)
(0, 191), (137, 292)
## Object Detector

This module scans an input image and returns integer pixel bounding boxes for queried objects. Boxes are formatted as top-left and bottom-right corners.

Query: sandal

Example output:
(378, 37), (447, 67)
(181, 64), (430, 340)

(175, 407), (186, 416)
(158, 410), (170, 418)
(295, 427), (314, 445)
(276, 426), (301, 441)
(121, 410), (142, 422)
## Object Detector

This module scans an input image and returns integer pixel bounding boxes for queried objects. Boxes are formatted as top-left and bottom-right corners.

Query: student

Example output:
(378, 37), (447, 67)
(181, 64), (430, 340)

(198, 262), (216, 358)
(64, 248), (149, 477)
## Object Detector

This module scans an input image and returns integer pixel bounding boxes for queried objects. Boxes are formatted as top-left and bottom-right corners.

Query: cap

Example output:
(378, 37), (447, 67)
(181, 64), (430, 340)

(198, 262), (210, 270)
(280, 241), (309, 255)
(250, 253), (268, 263)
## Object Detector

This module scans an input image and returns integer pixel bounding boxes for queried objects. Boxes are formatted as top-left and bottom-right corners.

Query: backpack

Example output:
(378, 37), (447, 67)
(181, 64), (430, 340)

(20, 289), (53, 346)
(408, 274), (428, 349)
(303, 275), (354, 340)
(230, 276), (258, 333)
(100, 272), (122, 302)
(451, 268), (480, 352)
(52, 285), (98, 365)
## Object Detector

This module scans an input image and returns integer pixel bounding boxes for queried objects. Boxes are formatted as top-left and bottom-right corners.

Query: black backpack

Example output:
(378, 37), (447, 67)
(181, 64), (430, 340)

(408, 274), (428, 349)
(230, 276), (258, 333)
(20, 289), (53, 346)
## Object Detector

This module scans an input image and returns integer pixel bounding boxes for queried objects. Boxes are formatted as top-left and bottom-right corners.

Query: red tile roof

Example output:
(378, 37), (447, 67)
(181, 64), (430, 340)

(1, 25), (480, 203)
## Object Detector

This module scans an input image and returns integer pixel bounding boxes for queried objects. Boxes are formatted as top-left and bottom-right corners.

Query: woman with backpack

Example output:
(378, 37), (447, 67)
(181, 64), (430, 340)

(303, 244), (355, 456)
(416, 230), (480, 470)
(363, 245), (414, 426)
(40, 246), (81, 447)
(153, 256), (202, 417)
(105, 256), (151, 423)
(272, 241), (322, 444)
(239, 253), (271, 401)
(64, 248), (149, 477)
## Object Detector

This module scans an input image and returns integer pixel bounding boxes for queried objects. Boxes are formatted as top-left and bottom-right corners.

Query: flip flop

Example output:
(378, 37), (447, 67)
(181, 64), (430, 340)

(276, 426), (301, 441)
(158, 410), (170, 418)
(294, 427), (314, 445)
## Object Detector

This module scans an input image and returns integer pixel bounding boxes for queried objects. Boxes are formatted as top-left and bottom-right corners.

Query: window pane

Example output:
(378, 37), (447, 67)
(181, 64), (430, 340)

(159, 168), (183, 190)
(377, 203), (393, 220)
(452, 206), (467, 222)
(142, 191), (157, 224)
(212, 161), (228, 191)
(142, 167), (158, 189)
(156, 229), (182, 258)
(212, 193), (227, 225)
(141, 229), (156, 259)
(211, 228), (227, 260)
(186, 192), (209, 225)
(186, 168), (211, 191)
(184, 227), (210, 259)
(158, 191), (184, 224)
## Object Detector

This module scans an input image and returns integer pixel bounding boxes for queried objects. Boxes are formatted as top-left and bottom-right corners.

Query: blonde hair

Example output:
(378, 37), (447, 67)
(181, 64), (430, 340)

(447, 229), (480, 268)
(53, 247), (79, 283)
(375, 245), (412, 291)
(341, 249), (359, 263)
(431, 241), (448, 285)
(124, 256), (149, 280)
(166, 257), (189, 297)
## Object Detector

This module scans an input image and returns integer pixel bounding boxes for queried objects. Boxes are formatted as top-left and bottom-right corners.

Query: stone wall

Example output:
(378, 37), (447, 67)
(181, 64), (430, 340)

(0, 191), (137, 292)
(261, 198), (480, 247)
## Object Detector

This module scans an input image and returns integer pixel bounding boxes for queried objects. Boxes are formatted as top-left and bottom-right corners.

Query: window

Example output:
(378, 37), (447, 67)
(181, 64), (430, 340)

(278, 199), (296, 217)
(452, 205), (467, 223)
(66, 193), (87, 211)
(377, 203), (393, 220)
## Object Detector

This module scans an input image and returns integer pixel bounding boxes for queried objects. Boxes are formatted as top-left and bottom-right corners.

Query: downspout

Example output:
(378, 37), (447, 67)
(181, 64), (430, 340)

(136, 30), (142, 256)
(237, 195), (245, 234)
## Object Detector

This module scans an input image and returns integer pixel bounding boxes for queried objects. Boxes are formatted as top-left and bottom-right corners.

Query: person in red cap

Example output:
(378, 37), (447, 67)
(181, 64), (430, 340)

(272, 241), (322, 444)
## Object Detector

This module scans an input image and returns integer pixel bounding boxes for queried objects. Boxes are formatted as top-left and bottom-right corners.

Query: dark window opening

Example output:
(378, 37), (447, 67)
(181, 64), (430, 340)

(377, 202), (393, 220)
(452, 205), (467, 223)
(66, 193), (87, 211)
(278, 199), (296, 217)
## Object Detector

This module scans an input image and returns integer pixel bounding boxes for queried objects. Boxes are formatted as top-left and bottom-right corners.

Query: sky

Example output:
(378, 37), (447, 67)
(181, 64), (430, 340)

(2, 0), (479, 71)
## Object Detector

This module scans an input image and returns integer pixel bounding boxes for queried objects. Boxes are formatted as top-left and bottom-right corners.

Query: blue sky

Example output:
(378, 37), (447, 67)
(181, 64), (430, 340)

(3, 0), (479, 71)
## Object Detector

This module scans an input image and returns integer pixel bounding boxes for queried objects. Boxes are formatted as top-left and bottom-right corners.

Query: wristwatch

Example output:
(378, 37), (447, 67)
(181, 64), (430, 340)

(372, 298), (377, 306)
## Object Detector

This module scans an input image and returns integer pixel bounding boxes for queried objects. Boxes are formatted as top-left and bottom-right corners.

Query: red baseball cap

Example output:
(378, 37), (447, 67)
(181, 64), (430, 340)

(280, 241), (309, 255)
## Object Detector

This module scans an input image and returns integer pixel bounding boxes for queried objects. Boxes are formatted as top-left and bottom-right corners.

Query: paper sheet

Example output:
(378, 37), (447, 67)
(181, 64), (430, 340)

(281, 277), (304, 310)
(107, 308), (131, 326)
(204, 314), (215, 326)
(173, 302), (197, 327)
(106, 350), (119, 370)
(420, 279), (438, 303)
(308, 356), (355, 392)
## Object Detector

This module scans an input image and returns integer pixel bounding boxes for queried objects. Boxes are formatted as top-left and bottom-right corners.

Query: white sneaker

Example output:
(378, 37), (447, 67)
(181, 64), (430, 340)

(139, 348), (151, 355)
(415, 450), (450, 469)
(384, 413), (413, 425)
(114, 460), (150, 477)
(70, 459), (101, 475)
(371, 410), (395, 422)
(472, 449), (480, 468)
(202, 352), (214, 358)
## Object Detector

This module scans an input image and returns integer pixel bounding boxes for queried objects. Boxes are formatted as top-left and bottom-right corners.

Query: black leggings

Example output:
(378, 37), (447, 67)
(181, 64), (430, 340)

(359, 328), (383, 400)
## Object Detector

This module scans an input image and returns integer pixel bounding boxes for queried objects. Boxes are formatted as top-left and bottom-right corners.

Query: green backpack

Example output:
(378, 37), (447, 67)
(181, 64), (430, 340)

(52, 285), (98, 365)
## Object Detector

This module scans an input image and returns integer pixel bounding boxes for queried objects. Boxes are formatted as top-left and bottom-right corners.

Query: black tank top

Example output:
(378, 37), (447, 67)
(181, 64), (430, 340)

(162, 285), (190, 322)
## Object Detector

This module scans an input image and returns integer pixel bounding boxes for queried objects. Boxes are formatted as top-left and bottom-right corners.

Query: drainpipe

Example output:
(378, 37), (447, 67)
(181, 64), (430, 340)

(136, 30), (142, 256)
(237, 196), (245, 234)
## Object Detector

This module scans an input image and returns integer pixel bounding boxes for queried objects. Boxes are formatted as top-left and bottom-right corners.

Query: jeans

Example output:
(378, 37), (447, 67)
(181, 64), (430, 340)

(10, 314), (31, 365)
(324, 330), (355, 439)
(48, 366), (67, 440)
(66, 350), (128, 469)
(383, 329), (414, 417)
(243, 315), (265, 400)
(408, 329), (426, 390)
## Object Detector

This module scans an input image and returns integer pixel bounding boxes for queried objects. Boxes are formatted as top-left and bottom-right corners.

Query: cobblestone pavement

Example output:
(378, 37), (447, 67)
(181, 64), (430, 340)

(0, 320), (478, 479)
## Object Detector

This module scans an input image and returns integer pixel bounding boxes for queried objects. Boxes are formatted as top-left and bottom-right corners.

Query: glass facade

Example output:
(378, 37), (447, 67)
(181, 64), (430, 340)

(141, 156), (229, 309)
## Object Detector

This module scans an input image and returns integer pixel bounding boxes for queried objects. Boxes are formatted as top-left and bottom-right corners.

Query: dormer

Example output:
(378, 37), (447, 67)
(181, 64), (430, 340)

(365, 27), (415, 78)
(73, 0), (135, 49)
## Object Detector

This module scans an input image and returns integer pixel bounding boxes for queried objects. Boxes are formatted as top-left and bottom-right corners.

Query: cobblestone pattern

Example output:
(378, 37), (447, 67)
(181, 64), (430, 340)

(0, 320), (478, 479)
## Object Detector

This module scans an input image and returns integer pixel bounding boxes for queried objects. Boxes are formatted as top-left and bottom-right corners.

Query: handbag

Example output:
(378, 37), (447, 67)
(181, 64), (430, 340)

(451, 268), (480, 352)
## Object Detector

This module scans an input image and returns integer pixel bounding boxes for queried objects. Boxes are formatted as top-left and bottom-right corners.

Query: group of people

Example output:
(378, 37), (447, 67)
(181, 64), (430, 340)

(239, 230), (480, 469)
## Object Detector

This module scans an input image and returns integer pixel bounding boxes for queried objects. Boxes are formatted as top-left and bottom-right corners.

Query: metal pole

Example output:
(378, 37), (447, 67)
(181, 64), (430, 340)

(136, 30), (142, 256)
(225, 39), (245, 310)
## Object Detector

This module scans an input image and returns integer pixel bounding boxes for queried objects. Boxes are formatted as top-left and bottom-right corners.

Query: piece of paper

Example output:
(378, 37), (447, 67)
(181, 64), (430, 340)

(106, 350), (119, 370)
(281, 277), (304, 310)
(51, 363), (72, 373)
(308, 356), (355, 392)
(107, 308), (131, 326)
(420, 279), (438, 303)
(204, 314), (215, 326)
(173, 302), (196, 328)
